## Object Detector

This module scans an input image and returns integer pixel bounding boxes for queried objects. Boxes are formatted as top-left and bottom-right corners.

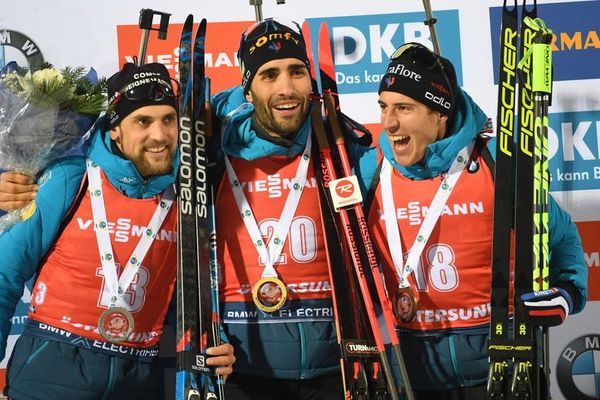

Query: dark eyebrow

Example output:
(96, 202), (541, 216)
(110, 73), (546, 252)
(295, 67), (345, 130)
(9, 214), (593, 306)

(258, 67), (280, 77)
(288, 62), (308, 71)
(378, 100), (413, 107)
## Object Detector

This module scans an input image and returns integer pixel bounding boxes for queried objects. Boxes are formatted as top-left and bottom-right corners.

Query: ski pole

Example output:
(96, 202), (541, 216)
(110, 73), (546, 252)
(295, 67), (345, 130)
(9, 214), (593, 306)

(249, 0), (263, 22)
(312, 99), (400, 400)
(323, 90), (415, 400)
(137, 9), (171, 66)
(521, 16), (553, 400)
(315, 21), (413, 399)
(420, 0), (442, 55)
(248, 0), (287, 22)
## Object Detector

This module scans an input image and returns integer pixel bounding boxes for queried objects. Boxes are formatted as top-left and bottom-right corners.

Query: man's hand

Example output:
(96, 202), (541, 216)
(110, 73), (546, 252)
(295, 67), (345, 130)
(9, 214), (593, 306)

(520, 287), (573, 327)
(0, 172), (38, 211)
(206, 343), (236, 379)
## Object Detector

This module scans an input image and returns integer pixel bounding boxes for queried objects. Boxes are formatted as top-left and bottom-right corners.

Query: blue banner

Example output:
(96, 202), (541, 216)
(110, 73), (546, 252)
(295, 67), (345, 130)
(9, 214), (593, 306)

(490, 1), (600, 83)
(306, 11), (462, 95)
(548, 110), (600, 191)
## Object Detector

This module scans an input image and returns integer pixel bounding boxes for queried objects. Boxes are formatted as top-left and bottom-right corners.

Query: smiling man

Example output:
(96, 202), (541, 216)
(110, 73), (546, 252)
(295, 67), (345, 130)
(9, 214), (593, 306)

(361, 42), (587, 400)
(0, 63), (235, 400)
(211, 18), (344, 400)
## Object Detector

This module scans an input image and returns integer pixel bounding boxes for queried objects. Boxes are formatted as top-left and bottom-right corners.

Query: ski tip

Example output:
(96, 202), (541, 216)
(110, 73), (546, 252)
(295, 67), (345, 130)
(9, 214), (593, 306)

(318, 21), (329, 33)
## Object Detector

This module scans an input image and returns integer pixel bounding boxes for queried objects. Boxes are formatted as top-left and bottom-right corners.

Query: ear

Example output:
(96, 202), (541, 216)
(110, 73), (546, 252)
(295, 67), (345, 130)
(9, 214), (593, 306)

(109, 126), (120, 142)
(437, 113), (449, 139)
(245, 91), (253, 103)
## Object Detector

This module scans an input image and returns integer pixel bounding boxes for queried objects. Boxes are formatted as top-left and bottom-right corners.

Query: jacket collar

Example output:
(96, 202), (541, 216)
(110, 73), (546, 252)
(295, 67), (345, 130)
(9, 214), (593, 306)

(86, 118), (179, 199)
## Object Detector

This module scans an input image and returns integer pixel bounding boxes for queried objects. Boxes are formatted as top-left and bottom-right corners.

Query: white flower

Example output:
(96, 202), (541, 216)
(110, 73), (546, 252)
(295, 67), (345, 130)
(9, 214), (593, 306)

(31, 68), (64, 86)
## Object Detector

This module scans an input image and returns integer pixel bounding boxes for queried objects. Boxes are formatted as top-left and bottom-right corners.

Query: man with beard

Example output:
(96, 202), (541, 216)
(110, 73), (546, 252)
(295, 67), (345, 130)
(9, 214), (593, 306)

(209, 18), (343, 399)
(1, 20), (349, 399)
(0, 62), (234, 400)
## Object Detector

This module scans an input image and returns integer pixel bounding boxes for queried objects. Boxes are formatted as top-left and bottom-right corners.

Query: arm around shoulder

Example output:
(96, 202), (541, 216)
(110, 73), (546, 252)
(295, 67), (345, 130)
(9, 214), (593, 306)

(0, 159), (84, 359)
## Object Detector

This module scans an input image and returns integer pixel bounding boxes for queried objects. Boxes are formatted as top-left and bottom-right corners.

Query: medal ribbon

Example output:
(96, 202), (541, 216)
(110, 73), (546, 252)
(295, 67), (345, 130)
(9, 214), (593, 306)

(86, 160), (175, 307)
(381, 143), (474, 288)
(222, 136), (312, 279)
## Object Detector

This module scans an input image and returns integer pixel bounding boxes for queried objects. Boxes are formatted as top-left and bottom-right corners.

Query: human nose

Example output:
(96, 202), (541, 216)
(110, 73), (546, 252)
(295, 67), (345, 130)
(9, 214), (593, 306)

(381, 110), (399, 134)
(148, 121), (170, 142)
(276, 73), (295, 96)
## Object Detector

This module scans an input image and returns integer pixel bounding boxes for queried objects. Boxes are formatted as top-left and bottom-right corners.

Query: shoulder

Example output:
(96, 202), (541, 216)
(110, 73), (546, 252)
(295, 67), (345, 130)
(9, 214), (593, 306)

(35, 156), (86, 216)
(211, 86), (248, 120)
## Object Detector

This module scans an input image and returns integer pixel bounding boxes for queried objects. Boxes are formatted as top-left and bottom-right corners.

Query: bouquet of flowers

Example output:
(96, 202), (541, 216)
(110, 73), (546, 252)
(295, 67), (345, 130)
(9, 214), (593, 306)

(0, 62), (106, 233)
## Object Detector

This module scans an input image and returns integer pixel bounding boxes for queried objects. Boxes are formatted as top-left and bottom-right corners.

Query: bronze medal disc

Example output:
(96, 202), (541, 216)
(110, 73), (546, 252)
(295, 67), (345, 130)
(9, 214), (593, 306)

(98, 307), (134, 343)
(393, 287), (418, 323)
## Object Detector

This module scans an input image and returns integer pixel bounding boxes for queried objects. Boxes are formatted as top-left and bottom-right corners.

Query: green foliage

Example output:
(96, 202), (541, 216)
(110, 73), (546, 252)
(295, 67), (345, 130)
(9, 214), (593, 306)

(0, 65), (107, 115)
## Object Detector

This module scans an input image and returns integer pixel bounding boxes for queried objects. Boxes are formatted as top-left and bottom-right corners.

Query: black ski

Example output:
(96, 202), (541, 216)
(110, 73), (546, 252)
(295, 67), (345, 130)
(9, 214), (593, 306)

(176, 16), (221, 400)
(487, 2), (519, 399)
(512, 2), (540, 399)
(303, 22), (386, 400)
(488, 2), (555, 399)
(315, 21), (414, 400)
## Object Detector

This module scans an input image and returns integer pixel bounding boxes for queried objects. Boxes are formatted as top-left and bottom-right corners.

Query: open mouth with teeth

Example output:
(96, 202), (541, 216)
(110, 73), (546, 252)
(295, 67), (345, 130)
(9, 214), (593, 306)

(391, 135), (410, 149)
(144, 145), (169, 157)
(145, 145), (169, 154)
(273, 102), (299, 113)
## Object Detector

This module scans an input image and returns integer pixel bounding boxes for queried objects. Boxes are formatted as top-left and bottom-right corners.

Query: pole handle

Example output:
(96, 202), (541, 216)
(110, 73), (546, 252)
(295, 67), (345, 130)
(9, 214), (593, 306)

(137, 9), (172, 66)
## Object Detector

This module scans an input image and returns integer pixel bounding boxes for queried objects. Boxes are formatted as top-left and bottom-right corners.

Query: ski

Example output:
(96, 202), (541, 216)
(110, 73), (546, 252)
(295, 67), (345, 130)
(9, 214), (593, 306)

(511, 2), (539, 399)
(488, 2), (555, 399)
(302, 22), (381, 400)
(487, 2), (518, 398)
(314, 21), (414, 400)
(511, 14), (552, 399)
(176, 16), (222, 400)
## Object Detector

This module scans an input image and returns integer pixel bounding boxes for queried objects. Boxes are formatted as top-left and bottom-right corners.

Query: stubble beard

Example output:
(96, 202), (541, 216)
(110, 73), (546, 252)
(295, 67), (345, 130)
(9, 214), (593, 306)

(253, 95), (309, 138)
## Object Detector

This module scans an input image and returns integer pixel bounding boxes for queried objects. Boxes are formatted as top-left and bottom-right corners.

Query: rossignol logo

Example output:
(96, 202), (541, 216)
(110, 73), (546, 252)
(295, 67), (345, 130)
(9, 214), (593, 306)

(425, 91), (451, 110)
(378, 200), (485, 225)
(557, 335), (600, 399)
(386, 63), (422, 82)
(249, 31), (299, 55)
(334, 179), (355, 198)
(76, 217), (176, 243)
(237, 175), (318, 198)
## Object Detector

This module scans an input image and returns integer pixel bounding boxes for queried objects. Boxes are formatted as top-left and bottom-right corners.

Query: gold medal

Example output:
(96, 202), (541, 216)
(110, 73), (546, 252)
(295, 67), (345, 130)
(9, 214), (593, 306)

(98, 307), (134, 343)
(252, 277), (287, 312)
(393, 287), (418, 323)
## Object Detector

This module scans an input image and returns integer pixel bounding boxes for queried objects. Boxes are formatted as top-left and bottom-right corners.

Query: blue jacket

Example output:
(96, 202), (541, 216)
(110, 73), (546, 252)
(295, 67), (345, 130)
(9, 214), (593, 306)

(0, 120), (179, 360)
(356, 88), (588, 390)
(212, 86), (339, 379)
